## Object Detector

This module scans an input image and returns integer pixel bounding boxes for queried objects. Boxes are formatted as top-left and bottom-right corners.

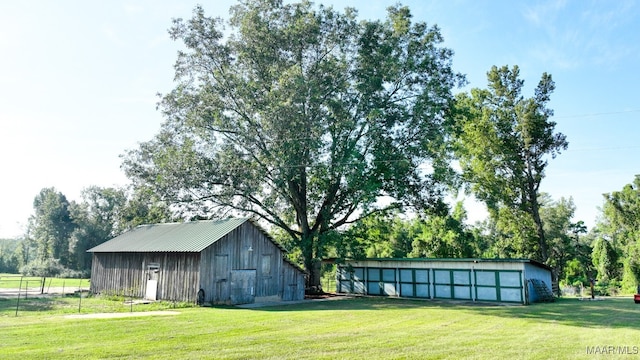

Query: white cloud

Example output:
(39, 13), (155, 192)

(123, 3), (145, 16)
(101, 24), (124, 46)
(522, 0), (567, 27)
(522, 0), (640, 70)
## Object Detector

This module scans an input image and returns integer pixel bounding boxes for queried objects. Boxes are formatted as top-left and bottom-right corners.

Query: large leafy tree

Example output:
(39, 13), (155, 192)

(69, 186), (128, 272)
(597, 175), (640, 291)
(0, 239), (20, 273)
(122, 0), (463, 287)
(29, 187), (76, 267)
(337, 211), (413, 259)
(539, 195), (588, 283)
(454, 65), (568, 263)
(117, 186), (175, 233)
(410, 202), (480, 258)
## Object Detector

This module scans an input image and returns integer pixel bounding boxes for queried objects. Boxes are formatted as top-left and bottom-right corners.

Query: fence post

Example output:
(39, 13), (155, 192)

(78, 278), (84, 313)
(15, 277), (23, 317)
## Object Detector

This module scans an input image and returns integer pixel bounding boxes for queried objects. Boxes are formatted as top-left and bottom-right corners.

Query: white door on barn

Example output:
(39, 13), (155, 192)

(145, 263), (160, 300)
(230, 270), (256, 305)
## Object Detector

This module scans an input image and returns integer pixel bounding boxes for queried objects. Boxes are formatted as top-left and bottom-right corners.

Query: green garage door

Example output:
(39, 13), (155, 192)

(367, 268), (397, 296)
(338, 267), (365, 294)
(434, 269), (471, 299)
(399, 269), (430, 298)
(474, 270), (522, 302)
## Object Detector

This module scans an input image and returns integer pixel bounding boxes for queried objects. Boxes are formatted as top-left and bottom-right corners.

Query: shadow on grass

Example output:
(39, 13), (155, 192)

(0, 296), (59, 314)
(481, 297), (640, 330)
(232, 296), (640, 330)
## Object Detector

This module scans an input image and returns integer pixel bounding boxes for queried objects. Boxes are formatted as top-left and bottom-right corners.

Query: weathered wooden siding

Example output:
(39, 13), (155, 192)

(90, 253), (146, 297)
(90, 252), (200, 302)
(91, 220), (305, 305)
(282, 261), (305, 301)
(199, 222), (304, 304)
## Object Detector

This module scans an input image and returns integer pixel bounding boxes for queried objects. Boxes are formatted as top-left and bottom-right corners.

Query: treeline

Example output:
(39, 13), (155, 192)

(276, 195), (593, 291)
(2, 186), (173, 276)
(4, 1), (639, 295)
(3, 176), (639, 293)
(272, 180), (640, 294)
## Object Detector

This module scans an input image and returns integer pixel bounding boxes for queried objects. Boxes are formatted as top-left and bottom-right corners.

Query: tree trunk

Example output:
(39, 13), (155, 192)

(530, 198), (548, 263)
(301, 233), (322, 291)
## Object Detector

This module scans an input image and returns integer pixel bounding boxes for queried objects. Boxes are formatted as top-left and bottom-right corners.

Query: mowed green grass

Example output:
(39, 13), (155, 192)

(1, 296), (639, 359)
(0, 273), (90, 289)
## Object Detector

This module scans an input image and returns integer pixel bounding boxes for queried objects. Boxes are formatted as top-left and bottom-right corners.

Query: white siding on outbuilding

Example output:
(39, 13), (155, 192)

(524, 262), (553, 303)
(337, 258), (553, 305)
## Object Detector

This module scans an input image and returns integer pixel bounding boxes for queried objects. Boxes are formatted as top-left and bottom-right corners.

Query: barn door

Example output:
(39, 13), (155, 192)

(145, 263), (160, 300)
(230, 270), (256, 305)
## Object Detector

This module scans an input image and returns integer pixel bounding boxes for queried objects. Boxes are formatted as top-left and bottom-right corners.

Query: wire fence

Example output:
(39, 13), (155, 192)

(0, 275), (91, 316)
(0, 275), (88, 295)
(1, 272), (341, 317)
(0, 275), (194, 317)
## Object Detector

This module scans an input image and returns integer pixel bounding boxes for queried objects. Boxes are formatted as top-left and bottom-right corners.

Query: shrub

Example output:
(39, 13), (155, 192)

(20, 259), (65, 277)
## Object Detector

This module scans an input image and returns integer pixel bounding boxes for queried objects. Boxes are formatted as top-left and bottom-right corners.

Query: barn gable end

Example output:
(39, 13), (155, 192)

(88, 218), (305, 305)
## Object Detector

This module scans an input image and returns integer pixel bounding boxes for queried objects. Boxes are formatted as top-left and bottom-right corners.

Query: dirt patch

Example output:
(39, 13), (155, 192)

(304, 292), (341, 300)
(63, 310), (180, 319)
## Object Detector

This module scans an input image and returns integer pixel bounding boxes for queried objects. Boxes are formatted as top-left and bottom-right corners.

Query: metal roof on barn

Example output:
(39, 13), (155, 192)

(88, 218), (286, 253)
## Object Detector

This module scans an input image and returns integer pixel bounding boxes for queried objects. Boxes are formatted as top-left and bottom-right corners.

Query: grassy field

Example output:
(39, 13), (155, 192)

(0, 273), (90, 289)
(0, 295), (639, 359)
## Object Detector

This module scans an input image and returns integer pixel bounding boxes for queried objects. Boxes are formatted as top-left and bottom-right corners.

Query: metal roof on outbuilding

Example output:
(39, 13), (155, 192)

(88, 218), (252, 253)
(349, 257), (552, 271)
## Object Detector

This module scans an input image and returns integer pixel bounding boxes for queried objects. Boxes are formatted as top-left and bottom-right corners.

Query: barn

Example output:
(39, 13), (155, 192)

(87, 218), (306, 305)
(336, 258), (553, 304)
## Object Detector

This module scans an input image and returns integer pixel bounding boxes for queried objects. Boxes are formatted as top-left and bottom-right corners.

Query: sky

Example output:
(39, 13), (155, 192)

(1, 0), (639, 238)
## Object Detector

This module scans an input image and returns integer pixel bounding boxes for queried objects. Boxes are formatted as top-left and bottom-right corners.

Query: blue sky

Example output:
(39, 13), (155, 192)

(1, 0), (639, 238)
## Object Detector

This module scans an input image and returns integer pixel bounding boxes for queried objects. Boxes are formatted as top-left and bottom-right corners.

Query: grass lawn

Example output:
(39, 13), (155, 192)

(0, 273), (90, 289)
(1, 295), (639, 359)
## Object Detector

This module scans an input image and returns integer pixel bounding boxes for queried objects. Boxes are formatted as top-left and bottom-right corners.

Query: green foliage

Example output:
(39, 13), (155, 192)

(489, 207), (538, 259)
(121, 0), (464, 286)
(20, 185), (168, 276)
(596, 175), (640, 291)
(0, 239), (20, 273)
(19, 258), (65, 277)
(337, 211), (414, 259)
(541, 196), (590, 283)
(454, 65), (568, 263)
(561, 258), (588, 286)
(29, 187), (76, 267)
(117, 186), (174, 232)
(621, 233), (640, 293)
(591, 236), (620, 282)
(68, 186), (128, 272)
(592, 279), (621, 296)
(410, 202), (482, 258)
(331, 203), (487, 261)
(556, 230), (592, 287)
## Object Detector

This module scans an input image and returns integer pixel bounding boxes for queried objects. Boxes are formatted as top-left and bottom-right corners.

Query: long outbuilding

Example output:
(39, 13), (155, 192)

(336, 258), (553, 304)
(88, 218), (306, 305)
